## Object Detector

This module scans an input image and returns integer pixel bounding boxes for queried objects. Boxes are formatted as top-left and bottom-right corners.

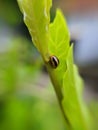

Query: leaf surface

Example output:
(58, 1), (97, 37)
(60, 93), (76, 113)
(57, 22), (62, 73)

(17, 1), (92, 129)
(17, 0), (52, 60)
(62, 46), (90, 130)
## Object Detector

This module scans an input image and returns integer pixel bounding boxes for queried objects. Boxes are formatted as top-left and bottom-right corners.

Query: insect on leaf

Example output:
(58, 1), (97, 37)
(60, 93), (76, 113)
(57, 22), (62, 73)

(17, 0), (92, 130)
(47, 10), (70, 102)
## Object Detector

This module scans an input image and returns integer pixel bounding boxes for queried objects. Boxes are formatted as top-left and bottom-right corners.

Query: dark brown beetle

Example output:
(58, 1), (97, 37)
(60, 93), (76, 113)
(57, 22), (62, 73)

(49, 55), (59, 68)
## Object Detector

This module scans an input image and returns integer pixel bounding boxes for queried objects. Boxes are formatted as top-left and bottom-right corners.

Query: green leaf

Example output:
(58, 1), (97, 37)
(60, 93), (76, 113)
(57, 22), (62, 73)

(47, 10), (70, 103)
(47, 9), (91, 130)
(17, 1), (92, 130)
(62, 46), (90, 130)
(49, 9), (70, 58)
(17, 0), (52, 61)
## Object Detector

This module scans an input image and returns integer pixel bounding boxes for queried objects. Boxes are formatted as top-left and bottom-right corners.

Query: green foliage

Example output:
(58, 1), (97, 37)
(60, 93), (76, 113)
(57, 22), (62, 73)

(47, 10), (70, 101)
(17, 0), (92, 130)
(48, 10), (91, 130)
(17, 0), (52, 61)
(62, 47), (90, 130)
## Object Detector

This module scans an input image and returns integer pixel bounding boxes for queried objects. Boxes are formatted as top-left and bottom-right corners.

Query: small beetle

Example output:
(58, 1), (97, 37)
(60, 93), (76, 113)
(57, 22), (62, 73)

(49, 55), (59, 69)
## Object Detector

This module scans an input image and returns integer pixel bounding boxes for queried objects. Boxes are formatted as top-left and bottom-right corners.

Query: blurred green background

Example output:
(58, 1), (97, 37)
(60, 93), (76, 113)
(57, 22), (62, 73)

(0, 0), (98, 130)
(0, 1), (67, 130)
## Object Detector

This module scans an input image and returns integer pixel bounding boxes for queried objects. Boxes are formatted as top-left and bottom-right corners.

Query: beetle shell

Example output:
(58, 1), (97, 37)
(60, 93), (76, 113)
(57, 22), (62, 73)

(49, 55), (59, 68)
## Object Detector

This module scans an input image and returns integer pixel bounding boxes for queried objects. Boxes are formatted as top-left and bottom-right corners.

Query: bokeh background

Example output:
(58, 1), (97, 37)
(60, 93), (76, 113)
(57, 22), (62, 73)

(0, 0), (98, 130)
